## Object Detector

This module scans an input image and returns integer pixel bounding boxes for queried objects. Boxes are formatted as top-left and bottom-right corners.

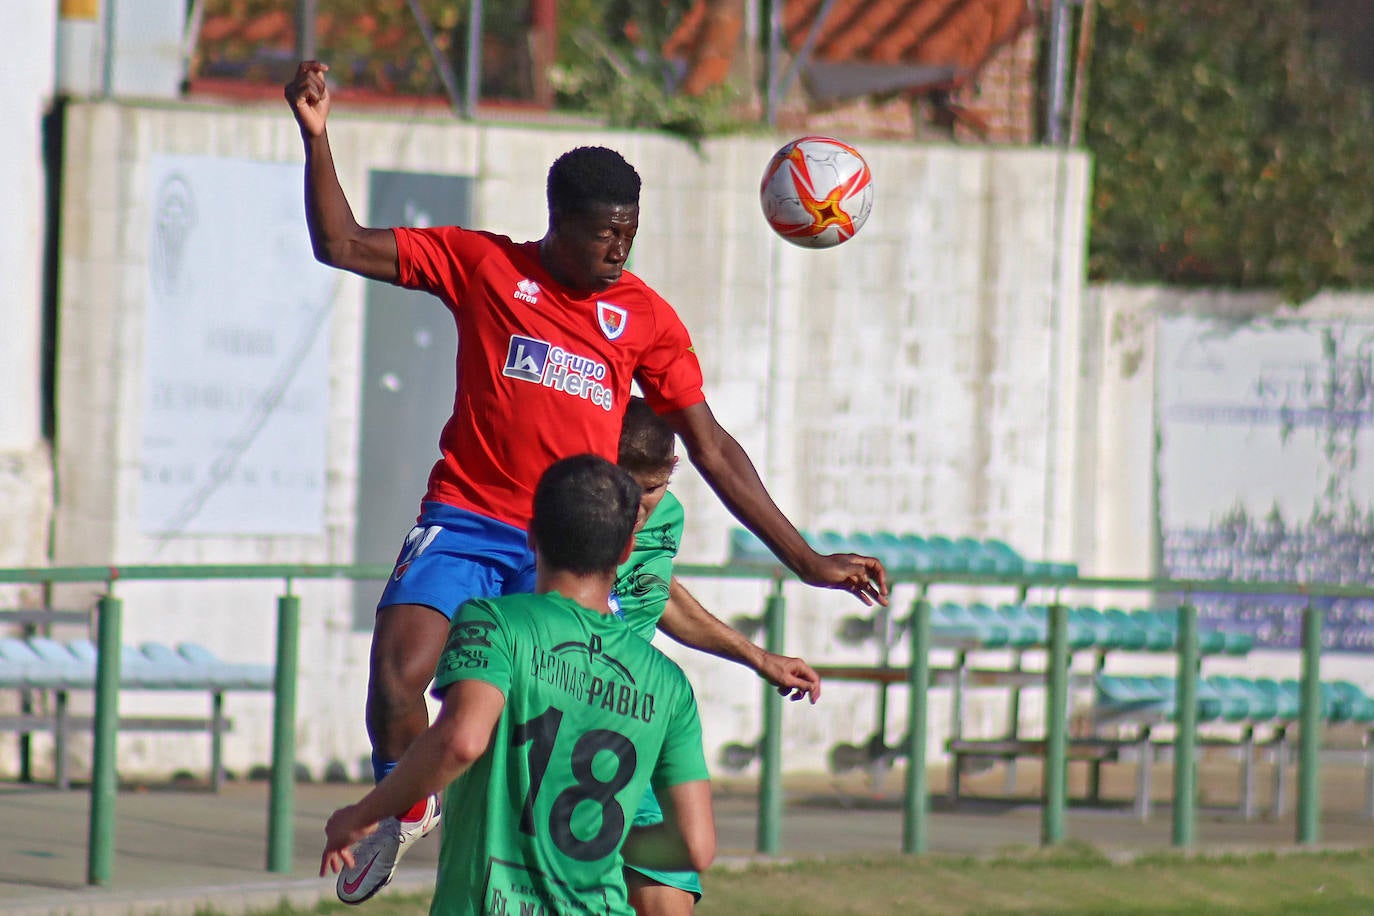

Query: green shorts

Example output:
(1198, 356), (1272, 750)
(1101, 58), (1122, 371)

(624, 785), (703, 900)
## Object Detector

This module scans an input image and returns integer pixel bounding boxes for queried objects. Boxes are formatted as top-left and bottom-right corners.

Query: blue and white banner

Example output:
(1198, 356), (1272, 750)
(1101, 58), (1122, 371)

(1158, 316), (1374, 652)
(140, 155), (335, 536)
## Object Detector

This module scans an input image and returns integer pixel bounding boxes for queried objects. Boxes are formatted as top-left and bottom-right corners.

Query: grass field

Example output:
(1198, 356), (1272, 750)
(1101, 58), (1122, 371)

(234, 845), (1374, 915)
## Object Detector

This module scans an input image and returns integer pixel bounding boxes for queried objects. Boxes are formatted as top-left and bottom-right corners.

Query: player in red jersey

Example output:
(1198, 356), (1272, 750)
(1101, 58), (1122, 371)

(285, 60), (887, 904)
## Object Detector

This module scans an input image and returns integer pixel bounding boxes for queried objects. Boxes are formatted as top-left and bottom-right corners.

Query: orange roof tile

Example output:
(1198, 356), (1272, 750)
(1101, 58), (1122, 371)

(669, 0), (1035, 98)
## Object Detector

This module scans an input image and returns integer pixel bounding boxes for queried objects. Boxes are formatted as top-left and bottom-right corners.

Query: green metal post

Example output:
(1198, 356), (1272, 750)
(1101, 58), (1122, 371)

(1041, 601), (1069, 845)
(87, 592), (123, 886)
(1172, 603), (1198, 848)
(902, 589), (931, 854)
(267, 590), (301, 873)
(757, 577), (785, 855)
(1297, 601), (1322, 845)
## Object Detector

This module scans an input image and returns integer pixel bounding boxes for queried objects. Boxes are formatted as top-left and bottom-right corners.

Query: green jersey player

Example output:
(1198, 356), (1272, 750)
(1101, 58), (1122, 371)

(613, 398), (821, 915)
(321, 455), (715, 915)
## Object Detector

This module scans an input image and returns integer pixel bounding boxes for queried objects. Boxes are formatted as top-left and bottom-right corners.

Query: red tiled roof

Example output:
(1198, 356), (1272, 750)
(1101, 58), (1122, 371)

(667, 0), (1035, 97)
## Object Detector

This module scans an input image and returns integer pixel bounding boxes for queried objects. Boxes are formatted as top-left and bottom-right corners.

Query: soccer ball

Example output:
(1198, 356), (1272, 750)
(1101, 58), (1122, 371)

(759, 136), (874, 249)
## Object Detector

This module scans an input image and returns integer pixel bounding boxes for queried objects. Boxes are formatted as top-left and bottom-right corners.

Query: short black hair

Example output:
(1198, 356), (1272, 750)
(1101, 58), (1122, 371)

(618, 396), (675, 476)
(547, 147), (641, 218)
(531, 454), (641, 574)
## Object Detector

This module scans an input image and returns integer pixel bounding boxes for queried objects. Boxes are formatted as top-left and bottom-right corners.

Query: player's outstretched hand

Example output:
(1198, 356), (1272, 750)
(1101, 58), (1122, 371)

(285, 60), (331, 138)
(802, 552), (889, 606)
(320, 805), (375, 877)
(758, 652), (822, 704)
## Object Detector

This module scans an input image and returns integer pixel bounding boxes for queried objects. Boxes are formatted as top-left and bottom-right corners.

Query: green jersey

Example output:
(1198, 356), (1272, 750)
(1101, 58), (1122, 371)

(430, 591), (708, 916)
(612, 491), (684, 641)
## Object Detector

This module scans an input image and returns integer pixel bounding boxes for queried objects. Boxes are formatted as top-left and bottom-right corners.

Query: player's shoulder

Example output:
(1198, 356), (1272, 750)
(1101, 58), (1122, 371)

(612, 624), (690, 683)
(400, 225), (525, 256)
(611, 269), (677, 313)
(657, 490), (684, 521)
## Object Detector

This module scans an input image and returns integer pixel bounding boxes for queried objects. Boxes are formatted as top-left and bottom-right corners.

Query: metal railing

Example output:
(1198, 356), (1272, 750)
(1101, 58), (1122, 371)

(2, 562), (1372, 884)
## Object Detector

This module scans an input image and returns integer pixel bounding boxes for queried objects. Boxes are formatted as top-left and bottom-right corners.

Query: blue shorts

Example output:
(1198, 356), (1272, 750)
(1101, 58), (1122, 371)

(376, 502), (537, 619)
(624, 786), (703, 899)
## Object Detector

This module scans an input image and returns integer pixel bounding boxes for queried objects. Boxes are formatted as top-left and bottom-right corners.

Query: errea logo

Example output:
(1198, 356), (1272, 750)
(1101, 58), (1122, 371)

(514, 278), (540, 304)
(502, 335), (613, 411)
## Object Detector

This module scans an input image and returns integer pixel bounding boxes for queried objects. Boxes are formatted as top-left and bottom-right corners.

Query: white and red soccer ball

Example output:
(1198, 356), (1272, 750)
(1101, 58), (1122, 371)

(759, 135), (873, 249)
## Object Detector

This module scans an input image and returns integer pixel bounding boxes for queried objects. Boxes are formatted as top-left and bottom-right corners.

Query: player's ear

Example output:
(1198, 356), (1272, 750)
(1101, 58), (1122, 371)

(618, 533), (634, 565)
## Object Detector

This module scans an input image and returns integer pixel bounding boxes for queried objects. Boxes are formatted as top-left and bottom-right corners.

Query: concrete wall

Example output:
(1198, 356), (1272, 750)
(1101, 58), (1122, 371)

(0, 4), (57, 603)
(37, 98), (1091, 780)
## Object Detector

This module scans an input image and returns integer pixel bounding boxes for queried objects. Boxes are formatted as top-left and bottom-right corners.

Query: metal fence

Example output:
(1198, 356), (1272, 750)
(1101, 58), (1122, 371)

(2, 561), (1370, 885)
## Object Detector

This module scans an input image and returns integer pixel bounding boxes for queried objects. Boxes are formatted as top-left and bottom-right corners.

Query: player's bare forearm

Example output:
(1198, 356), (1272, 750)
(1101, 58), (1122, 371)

(663, 402), (889, 604)
(659, 579), (821, 702)
(320, 721), (465, 875)
(658, 578), (765, 669)
(285, 61), (399, 282)
(319, 681), (502, 876)
(299, 133), (399, 281)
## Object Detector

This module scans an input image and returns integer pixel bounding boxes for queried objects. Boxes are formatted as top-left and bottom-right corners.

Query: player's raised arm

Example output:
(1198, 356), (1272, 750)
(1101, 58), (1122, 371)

(662, 401), (889, 605)
(659, 577), (821, 703)
(284, 60), (399, 283)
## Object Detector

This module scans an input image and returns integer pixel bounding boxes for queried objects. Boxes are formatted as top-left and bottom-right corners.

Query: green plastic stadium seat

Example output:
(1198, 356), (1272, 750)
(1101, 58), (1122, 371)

(1225, 630), (1254, 655)
(1025, 604), (1096, 650)
(925, 535), (971, 573)
(927, 602), (983, 643)
(969, 603), (1038, 648)
(1215, 676), (1278, 720)
(1253, 678), (1300, 720)
(980, 538), (1025, 575)
(997, 604), (1047, 645)
(1331, 681), (1374, 723)
(939, 602), (1009, 648)
(954, 537), (999, 574)
(1071, 606), (1122, 650)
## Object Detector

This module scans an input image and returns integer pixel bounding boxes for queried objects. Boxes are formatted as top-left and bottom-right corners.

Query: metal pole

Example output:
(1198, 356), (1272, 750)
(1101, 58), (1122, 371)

(902, 588), (931, 854)
(406, 0), (465, 117)
(100, 0), (117, 98)
(267, 589), (301, 873)
(87, 592), (123, 886)
(294, 0), (316, 61)
(757, 576), (785, 854)
(765, 0), (782, 126)
(1045, 0), (1072, 144)
(1171, 603), (1198, 848)
(464, 0), (484, 120)
(1041, 601), (1069, 845)
(1297, 601), (1322, 844)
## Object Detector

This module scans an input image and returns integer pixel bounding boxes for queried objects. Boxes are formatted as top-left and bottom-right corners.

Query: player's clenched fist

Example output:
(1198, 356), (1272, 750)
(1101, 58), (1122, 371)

(285, 60), (331, 138)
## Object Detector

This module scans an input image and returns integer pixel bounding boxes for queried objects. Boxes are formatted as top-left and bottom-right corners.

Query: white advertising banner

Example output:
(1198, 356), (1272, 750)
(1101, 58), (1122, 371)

(1158, 316), (1374, 652)
(140, 155), (335, 536)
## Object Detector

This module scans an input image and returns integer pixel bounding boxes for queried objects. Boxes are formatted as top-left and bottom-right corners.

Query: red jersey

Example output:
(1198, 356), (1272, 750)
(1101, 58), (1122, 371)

(393, 226), (705, 529)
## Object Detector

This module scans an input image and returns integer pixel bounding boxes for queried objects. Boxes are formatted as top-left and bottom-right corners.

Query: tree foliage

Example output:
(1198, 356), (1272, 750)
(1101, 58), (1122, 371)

(1085, 0), (1374, 299)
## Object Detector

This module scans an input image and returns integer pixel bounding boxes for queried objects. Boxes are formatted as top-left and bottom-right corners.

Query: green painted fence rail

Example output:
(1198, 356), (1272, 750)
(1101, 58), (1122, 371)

(1, 561), (1370, 884)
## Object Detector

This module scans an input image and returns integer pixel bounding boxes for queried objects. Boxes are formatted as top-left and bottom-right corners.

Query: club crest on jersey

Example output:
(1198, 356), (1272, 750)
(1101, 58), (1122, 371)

(513, 278), (540, 304)
(502, 334), (614, 411)
(596, 301), (628, 340)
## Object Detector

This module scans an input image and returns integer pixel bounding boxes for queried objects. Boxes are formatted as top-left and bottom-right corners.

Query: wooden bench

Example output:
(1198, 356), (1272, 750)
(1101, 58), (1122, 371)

(0, 610), (273, 790)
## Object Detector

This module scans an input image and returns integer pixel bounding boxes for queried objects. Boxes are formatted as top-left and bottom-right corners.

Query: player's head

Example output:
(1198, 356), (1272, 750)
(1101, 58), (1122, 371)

(541, 147), (641, 293)
(531, 454), (641, 574)
(617, 396), (677, 532)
